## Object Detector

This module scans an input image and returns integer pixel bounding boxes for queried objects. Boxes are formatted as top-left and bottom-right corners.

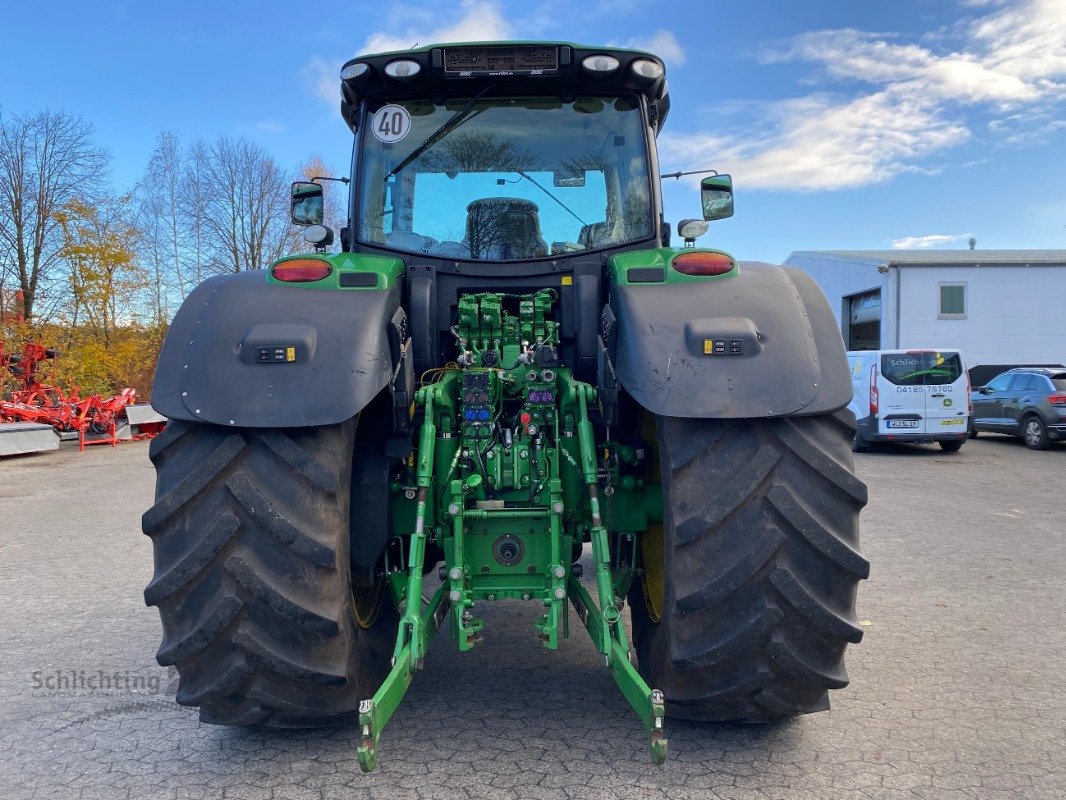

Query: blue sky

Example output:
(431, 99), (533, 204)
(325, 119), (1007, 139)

(2, 0), (1063, 262)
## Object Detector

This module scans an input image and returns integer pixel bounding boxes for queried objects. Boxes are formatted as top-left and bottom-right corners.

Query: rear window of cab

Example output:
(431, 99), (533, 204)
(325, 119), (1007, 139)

(880, 352), (963, 386)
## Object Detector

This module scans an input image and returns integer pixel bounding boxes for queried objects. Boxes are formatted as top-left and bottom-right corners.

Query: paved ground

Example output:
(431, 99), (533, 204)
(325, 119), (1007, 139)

(0, 433), (1063, 800)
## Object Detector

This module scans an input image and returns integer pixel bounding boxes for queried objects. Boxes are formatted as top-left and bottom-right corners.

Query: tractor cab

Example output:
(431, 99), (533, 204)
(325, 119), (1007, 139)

(337, 43), (671, 264)
(289, 43), (733, 379)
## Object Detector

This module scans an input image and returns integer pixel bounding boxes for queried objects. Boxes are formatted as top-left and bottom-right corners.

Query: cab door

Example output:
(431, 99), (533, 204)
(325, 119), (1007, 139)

(924, 351), (968, 435)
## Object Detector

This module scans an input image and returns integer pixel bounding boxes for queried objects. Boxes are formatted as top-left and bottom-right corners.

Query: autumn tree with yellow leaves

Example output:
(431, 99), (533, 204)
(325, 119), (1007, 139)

(2, 112), (341, 401)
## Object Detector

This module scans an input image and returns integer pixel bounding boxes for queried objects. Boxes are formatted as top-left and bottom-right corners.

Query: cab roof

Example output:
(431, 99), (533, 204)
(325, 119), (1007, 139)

(338, 41), (671, 133)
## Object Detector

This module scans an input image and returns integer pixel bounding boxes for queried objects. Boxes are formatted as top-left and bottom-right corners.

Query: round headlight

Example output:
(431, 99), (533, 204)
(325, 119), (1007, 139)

(340, 62), (369, 81)
(384, 59), (422, 80)
(631, 58), (664, 80)
(582, 54), (620, 73)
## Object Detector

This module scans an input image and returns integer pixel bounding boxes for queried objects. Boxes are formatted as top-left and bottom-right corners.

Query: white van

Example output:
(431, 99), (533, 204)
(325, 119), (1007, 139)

(847, 349), (971, 452)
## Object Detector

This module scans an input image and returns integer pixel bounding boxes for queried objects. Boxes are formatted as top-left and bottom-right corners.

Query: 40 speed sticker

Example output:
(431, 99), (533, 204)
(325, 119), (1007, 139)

(371, 105), (412, 143)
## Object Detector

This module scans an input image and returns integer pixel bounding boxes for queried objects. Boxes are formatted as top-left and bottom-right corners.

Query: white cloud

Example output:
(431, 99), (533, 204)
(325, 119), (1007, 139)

(302, 55), (341, 106)
(664, 0), (1066, 192)
(988, 110), (1066, 145)
(764, 28), (1040, 104)
(360, 1), (512, 55)
(302, 1), (515, 107)
(620, 30), (686, 66)
(662, 90), (968, 191)
(890, 234), (973, 249)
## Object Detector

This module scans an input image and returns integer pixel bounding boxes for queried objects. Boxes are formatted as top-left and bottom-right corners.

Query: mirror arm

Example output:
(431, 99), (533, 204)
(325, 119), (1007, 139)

(660, 168), (719, 181)
(311, 175), (351, 185)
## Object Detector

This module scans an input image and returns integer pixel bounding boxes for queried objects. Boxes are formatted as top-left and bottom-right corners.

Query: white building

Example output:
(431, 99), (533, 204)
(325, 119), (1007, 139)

(784, 249), (1066, 383)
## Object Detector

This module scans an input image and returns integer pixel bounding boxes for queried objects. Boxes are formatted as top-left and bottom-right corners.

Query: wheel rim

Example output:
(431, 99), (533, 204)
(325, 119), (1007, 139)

(641, 524), (665, 622)
(639, 412), (665, 622)
(1025, 419), (1042, 447)
(352, 577), (387, 629)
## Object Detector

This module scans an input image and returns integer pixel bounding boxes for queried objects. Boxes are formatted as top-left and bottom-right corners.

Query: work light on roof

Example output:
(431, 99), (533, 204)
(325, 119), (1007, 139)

(384, 59), (422, 80)
(340, 62), (369, 81)
(631, 59), (664, 80)
(582, 54), (620, 73)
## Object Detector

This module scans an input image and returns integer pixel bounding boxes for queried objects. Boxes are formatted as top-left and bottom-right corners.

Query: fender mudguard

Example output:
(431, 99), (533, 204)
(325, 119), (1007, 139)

(608, 262), (851, 418)
(152, 271), (400, 428)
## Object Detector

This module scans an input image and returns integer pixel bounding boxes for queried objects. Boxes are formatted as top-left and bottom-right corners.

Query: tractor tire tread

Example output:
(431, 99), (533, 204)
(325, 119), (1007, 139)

(143, 419), (397, 728)
(630, 412), (868, 722)
(143, 513), (241, 605)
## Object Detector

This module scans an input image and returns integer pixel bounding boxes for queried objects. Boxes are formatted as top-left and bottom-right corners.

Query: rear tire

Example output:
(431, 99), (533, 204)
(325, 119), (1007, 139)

(939, 440), (963, 452)
(1022, 415), (1051, 450)
(630, 410), (869, 721)
(142, 418), (398, 727)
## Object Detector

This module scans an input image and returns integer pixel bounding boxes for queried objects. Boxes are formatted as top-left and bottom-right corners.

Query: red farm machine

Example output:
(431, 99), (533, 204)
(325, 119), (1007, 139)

(1, 341), (162, 452)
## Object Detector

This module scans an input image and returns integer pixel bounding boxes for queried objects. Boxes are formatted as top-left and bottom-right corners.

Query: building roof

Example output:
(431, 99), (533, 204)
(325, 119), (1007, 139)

(787, 249), (1066, 267)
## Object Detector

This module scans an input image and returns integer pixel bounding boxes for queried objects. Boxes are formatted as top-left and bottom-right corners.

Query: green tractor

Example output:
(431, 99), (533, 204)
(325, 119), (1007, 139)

(143, 42), (869, 771)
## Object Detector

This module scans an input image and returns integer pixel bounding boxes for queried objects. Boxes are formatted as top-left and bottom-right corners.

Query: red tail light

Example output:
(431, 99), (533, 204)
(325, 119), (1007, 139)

(870, 364), (879, 415)
(671, 251), (736, 276)
(966, 372), (973, 414)
(1049, 394), (1066, 407)
(272, 259), (332, 282)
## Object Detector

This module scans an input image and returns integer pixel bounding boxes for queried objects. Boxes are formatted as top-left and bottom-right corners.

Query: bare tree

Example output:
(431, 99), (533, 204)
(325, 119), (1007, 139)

(181, 139), (210, 286)
(198, 136), (290, 274)
(0, 109), (108, 323)
(137, 130), (185, 323)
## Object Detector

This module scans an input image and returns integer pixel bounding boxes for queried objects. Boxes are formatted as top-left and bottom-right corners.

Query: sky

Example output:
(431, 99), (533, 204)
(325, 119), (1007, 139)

(1, 0), (1063, 263)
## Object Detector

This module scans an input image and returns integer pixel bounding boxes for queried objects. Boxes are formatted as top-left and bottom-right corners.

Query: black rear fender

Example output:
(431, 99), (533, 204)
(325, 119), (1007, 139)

(152, 271), (401, 428)
(605, 262), (851, 418)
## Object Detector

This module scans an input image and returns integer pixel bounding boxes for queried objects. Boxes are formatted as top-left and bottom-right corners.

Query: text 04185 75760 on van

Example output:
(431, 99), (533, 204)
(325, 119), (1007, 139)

(848, 349), (971, 452)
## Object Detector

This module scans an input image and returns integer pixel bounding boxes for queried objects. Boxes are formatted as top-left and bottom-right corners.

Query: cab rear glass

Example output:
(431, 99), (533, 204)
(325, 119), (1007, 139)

(880, 352), (963, 386)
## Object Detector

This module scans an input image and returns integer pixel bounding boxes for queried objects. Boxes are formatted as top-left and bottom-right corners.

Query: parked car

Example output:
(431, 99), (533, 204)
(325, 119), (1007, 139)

(847, 349), (971, 452)
(970, 368), (1066, 449)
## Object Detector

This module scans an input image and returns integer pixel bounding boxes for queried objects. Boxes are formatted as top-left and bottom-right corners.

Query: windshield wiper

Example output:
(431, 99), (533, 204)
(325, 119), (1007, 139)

(517, 171), (588, 227)
(384, 84), (496, 181)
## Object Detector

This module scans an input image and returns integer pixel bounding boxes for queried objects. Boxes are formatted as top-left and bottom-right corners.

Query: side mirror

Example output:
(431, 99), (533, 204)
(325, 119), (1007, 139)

(701, 174), (734, 221)
(291, 181), (324, 226)
(979, 387), (992, 395)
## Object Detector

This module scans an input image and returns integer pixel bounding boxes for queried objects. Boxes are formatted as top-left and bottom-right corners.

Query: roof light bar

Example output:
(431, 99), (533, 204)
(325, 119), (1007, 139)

(384, 59), (422, 80)
(631, 58), (664, 80)
(582, 54), (620, 74)
(340, 62), (369, 81)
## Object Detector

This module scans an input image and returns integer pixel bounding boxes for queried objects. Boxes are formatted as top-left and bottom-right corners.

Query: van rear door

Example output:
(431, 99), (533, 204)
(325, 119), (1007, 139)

(878, 352), (930, 434)
(922, 351), (969, 434)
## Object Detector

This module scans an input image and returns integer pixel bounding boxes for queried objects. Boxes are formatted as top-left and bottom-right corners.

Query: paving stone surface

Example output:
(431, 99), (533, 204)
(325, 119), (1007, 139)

(0, 435), (1063, 799)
